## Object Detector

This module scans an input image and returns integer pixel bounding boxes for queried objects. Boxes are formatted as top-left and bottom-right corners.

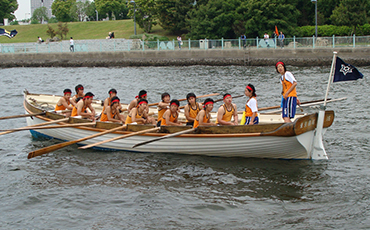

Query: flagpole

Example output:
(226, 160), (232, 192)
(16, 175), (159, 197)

(324, 51), (337, 107)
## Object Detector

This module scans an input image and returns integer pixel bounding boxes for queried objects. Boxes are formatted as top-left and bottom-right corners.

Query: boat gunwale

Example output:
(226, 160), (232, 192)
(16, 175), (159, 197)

(24, 91), (334, 138)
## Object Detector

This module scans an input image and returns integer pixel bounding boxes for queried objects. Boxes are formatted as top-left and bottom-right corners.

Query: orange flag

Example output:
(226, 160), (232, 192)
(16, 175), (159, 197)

(275, 26), (279, 35)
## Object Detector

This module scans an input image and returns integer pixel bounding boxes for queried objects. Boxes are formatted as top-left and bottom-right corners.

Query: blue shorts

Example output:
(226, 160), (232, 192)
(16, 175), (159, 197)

(244, 116), (259, 125)
(282, 97), (297, 118)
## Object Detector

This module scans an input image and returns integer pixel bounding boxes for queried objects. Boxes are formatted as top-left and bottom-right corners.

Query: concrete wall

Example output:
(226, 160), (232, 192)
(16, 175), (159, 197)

(0, 47), (369, 68)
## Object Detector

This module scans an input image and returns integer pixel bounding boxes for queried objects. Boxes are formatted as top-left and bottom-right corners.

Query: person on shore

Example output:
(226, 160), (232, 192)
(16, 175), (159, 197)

(278, 32), (285, 48)
(70, 37), (74, 52)
(100, 96), (126, 123)
(184, 93), (202, 127)
(125, 99), (156, 124)
(161, 99), (182, 126)
(71, 84), (85, 106)
(193, 98), (217, 128)
(71, 92), (96, 120)
(38, 36), (44, 43)
(157, 92), (171, 127)
(264, 33), (270, 47)
(55, 88), (74, 116)
(216, 93), (238, 125)
(100, 89), (123, 122)
(241, 34), (246, 48)
(128, 90), (148, 113)
(276, 61), (298, 123)
(243, 84), (259, 125)
(177, 36), (182, 50)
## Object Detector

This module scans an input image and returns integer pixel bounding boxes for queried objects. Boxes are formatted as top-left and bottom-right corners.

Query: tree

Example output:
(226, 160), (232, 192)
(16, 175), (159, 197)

(235, 0), (300, 38)
(187, 0), (241, 39)
(319, 0), (341, 24)
(46, 24), (56, 38)
(0, 0), (18, 22)
(70, 1), (87, 21)
(156, 0), (194, 35)
(95, 0), (128, 20)
(51, 0), (76, 22)
(32, 6), (49, 23)
(85, 1), (97, 21)
(56, 22), (69, 39)
(330, 0), (368, 34)
(127, 0), (157, 33)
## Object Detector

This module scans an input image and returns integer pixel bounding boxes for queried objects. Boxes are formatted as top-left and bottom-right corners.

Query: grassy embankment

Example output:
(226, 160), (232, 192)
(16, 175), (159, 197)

(0, 20), (175, 44)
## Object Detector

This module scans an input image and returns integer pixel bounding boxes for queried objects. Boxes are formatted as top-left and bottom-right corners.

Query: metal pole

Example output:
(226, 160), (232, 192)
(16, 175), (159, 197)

(315, 0), (318, 38)
(95, 10), (98, 21)
(133, 2), (137, 35)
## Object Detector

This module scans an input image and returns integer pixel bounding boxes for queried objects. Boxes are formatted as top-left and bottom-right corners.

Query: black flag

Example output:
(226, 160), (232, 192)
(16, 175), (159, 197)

(333, 57), (364, 82)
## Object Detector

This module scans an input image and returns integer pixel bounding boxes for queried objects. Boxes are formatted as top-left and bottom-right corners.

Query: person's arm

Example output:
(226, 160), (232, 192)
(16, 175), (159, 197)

(232, 104), (238, 125)
(249, 112), (258, 125)
(158, 101), (169, 109)
(106, 107), (123, 123)
(199, 111), (216, 126)
(61, 98), (73, 110)
(76, 103), (94, 119)
(131, 108), (146, 124)
(164, 111), (181, 126)
(217, 106), (233, 125)
(128, 100), (136, 112)
(184, 105), (195, 122)
(70, 96), (77, 106)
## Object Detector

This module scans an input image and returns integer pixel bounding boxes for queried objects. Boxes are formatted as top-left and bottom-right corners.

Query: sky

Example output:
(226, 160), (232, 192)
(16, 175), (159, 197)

(14, 0), (31, 20)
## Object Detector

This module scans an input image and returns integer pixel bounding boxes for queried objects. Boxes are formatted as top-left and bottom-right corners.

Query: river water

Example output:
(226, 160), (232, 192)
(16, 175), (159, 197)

(0, 65), (369, 229)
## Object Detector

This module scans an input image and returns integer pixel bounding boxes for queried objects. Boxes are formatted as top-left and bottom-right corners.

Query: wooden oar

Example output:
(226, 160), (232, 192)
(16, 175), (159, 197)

(237, 98), (335, 114)
(79, 127), (160, 149)
(132, 128), (196, 148)
(0, 122), (96, 132)
(27, 125), (126, 159)
(148, 93), (220, 107)
(0, 112), (46, 120)
(0, 117), (69, 136)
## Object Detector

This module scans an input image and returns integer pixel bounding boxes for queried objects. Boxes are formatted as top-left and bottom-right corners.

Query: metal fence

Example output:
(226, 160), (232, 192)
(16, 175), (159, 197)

(1, 35), (370, 54)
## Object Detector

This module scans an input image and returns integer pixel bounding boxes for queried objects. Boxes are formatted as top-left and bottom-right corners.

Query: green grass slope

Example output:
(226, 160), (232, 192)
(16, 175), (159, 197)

(0, 20), (175, 43)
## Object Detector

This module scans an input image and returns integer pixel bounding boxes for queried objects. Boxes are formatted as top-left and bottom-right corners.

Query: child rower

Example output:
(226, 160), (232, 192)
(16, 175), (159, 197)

(100, 88), (123, 121)
(161, 99), (182, 126)
(184, 92), (202, 127)
(55, 89), (73, 116)
(157, 92), (171, 126)
(100, 96), (126, 123)
(71, 84), (85, 106)
(193, 98), (217, 128)
(216, 93), (238, 125)
(71, 92), (96, 120)
(276, 61), (299, 122)
(128, 90), (148, 113)
(125, 99), (156, 124)
(243, 84), (259, 125)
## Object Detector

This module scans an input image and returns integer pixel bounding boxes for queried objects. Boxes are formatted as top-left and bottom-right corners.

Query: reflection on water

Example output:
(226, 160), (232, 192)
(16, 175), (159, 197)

(0, 66), (370, 228)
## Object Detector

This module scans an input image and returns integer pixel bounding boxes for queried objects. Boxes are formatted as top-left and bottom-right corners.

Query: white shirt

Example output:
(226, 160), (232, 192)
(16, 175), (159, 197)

(70, 39), (74, 46)
(247, 97), (258, 112)
(280, 71), (297, 84)
(264, 34), (269, 40)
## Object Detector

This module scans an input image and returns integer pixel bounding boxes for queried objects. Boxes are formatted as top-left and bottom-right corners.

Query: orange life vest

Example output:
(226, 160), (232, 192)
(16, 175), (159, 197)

(161, 112), (178, 126)
(216, 104), (234, 124)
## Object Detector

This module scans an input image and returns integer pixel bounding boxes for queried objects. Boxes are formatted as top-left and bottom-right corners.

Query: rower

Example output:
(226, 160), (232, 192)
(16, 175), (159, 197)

(128, 90), (148, 113)
(100, 96), (126, 123)
(184, 92), (202, 127)
(55, 88), (73, 116)
(161, 99), (182, 126)
(125, 99), (156, 125)
(71, 84), (85, 106)
(216, 93), (238, 125)
(100, 88), (123, 121)
(71, 92), (96, 120)
(156, 92), (170, 127)
(243, 84), (259, 125)
(193, 98), (217, 128)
